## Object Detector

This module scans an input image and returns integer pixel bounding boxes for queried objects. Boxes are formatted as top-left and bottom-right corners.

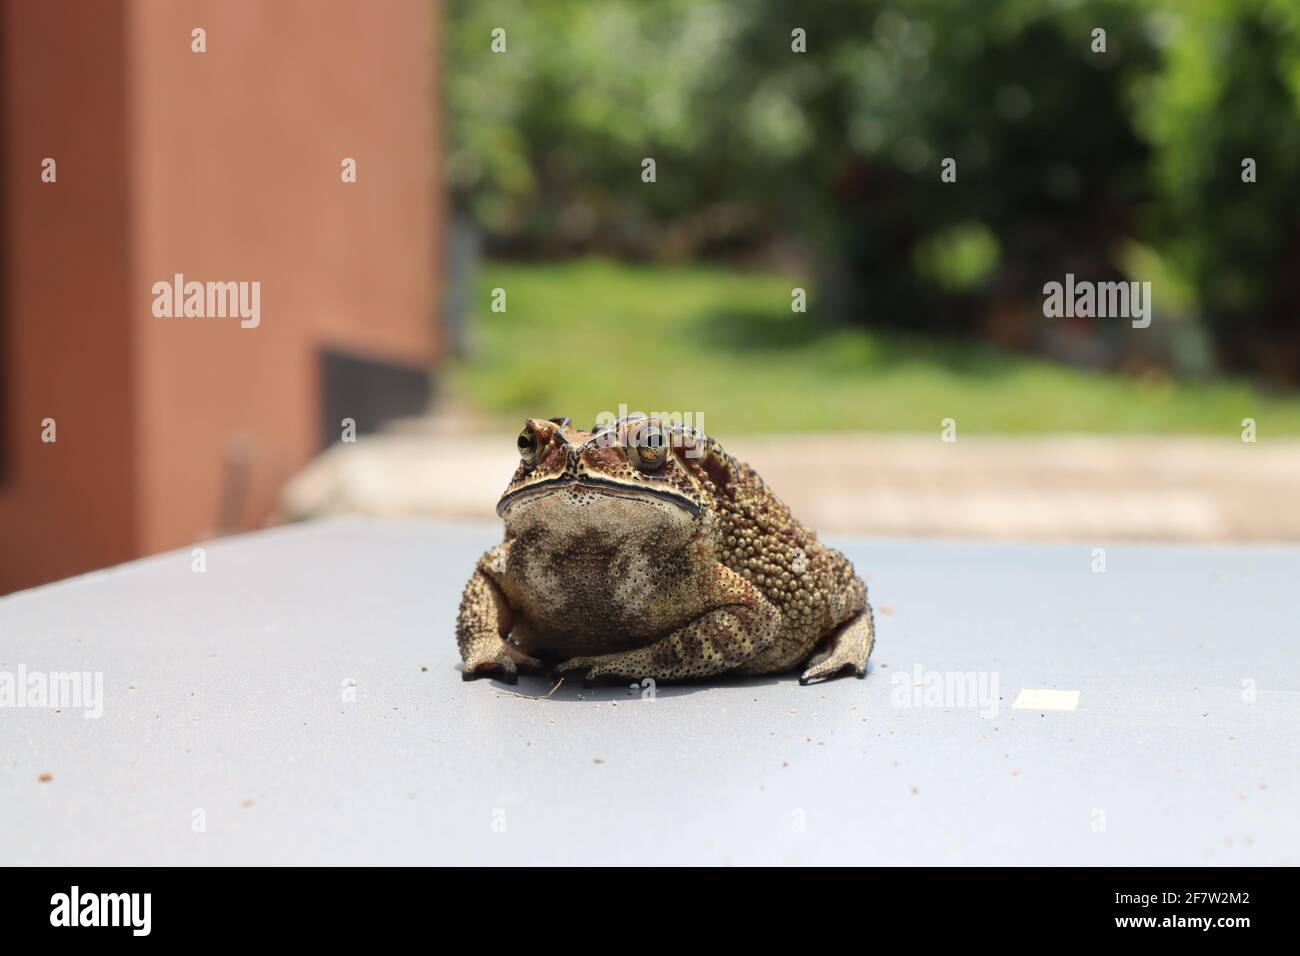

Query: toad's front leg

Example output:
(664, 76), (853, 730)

(553, 564), (780, 683)
(456, 543), (543, 684)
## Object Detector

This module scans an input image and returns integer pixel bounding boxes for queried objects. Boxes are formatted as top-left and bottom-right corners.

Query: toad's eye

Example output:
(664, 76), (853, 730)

(630, 424), (669, 472)
(517, 428), (539, 466)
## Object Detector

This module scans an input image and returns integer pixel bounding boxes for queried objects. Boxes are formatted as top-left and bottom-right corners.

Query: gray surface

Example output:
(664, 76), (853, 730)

(1, 519), (1296, 866)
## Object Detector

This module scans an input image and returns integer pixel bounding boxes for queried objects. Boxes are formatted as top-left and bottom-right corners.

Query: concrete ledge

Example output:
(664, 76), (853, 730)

(279, 432), (1300, 542)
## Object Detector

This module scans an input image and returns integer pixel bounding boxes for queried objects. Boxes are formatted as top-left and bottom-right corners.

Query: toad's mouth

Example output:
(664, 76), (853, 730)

(496, 475), (701, 517)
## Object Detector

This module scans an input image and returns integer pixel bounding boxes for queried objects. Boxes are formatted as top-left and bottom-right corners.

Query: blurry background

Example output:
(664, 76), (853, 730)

(4, 0), (1300, 594)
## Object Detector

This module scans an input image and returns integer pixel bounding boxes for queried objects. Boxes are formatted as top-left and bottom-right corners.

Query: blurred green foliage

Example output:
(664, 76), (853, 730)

(451, 260), (1300, 434)
(447, 0), (1300, 381)
(1138, 0), (1300, 380)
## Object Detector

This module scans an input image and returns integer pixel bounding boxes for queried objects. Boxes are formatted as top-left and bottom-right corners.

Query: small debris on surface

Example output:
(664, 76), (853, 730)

(911, 787), (919, 795)
(592, 758), (605, 765)
(242, 799), (254, 808)
(127, 682), (137, 690)
(881, 606), (895, 615)
(497, 677), (565, 701)
(420, 666), (428, 672)
(37, 773), (53, 783)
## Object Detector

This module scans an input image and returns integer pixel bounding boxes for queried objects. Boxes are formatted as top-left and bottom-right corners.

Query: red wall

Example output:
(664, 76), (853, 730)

(0, 0), (139, 592)
(0, 0), (441, 592)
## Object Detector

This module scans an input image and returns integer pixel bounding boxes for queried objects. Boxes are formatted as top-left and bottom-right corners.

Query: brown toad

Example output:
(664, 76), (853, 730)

(455, 416), (875, 686)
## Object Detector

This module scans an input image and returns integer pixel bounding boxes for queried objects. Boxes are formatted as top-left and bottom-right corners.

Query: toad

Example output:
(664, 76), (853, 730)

(455, 416), (875, 685)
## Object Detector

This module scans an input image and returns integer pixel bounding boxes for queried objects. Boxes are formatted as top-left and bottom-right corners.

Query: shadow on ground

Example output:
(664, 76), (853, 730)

(462, 663), (871, 702)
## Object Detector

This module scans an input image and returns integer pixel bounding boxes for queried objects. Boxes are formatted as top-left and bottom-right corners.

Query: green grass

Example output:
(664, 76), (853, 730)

(449, 259), (1300, 435)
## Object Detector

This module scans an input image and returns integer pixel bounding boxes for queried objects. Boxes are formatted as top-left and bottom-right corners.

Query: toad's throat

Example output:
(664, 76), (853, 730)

(496, 475), (700, 517)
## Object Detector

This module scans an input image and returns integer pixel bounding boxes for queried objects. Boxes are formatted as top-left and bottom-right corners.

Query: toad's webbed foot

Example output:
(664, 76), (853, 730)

(462, 642), (544, 684)
(799, 606), (875, 684)
(457, 543), (544, 683)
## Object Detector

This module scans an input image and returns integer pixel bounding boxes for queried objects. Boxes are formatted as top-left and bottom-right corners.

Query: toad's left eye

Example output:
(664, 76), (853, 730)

(517, 427), (539, 466)
(629, 424), (669, 472)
